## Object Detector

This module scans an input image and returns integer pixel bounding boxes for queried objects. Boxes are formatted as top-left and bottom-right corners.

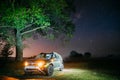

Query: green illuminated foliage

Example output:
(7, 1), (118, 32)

(0, 0), (75, 61)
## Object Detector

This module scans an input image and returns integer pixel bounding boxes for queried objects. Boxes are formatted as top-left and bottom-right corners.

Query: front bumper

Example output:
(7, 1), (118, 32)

(24, 66), (46, 74)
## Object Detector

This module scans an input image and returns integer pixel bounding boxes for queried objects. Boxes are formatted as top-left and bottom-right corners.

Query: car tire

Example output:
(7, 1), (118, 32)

(46, 65), (54, 76)
(59, 67), (63, 71)
(59, 65), (64, 71)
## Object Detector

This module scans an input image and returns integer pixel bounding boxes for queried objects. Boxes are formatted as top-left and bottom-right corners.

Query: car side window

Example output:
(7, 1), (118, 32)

(53, 54), (59, 60)
(56, 54), (60, 60)
(52, 54), (56, 58)
(56, 55), (59, 59)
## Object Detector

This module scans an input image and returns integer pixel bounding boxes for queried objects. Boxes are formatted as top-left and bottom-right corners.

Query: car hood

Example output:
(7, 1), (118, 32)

(26, 58), (50, 63)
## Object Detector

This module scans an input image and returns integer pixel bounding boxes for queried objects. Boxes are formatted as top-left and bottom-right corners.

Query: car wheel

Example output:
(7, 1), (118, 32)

(59, 67), (63, 71)
(59, 65), (64, 71)
(59, 63), (64, 71)
(46, 65), (54, 76)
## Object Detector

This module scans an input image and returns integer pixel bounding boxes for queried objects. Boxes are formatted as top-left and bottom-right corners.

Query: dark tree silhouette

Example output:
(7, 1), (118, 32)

(84, 52), (92, 58)
(0, 43), (13, 60)
(64, 50), (84, 62)
(70, 50), (83, 57)
(70, 50), (79, 57)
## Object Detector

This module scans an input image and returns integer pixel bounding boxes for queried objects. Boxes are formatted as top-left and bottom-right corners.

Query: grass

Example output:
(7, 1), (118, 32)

(54, 69), (118, 80)
(53, 62), (120, 80)
(0, 59), (120, 80)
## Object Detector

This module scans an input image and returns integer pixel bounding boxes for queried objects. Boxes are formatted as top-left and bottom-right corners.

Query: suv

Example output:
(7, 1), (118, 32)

(24, 52), (64, 76)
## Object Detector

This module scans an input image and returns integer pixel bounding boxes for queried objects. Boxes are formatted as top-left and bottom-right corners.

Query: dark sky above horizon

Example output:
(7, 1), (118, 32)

(21, 0), (120, 58)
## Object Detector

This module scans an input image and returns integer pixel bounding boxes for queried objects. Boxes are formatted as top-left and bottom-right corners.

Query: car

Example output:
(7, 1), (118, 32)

(24, 52), (64, 76)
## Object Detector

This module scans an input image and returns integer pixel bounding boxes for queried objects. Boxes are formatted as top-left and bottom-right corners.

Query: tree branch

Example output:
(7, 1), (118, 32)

(21, 27), (42, 35)
(0, 26), (15, 29)
(20, 23), (35, 31)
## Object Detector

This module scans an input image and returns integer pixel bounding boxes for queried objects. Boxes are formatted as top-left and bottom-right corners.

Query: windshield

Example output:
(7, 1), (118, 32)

(35, 53), (52, 59)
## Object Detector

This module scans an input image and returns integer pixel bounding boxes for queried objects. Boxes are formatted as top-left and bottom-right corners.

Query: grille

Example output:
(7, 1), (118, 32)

(28, 63), (37, 66)
(26, 68), (37, 70)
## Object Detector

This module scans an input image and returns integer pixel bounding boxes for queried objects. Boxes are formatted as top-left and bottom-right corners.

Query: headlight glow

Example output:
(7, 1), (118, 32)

(25, 61), (28, 66)
(37, 61), (45, 67)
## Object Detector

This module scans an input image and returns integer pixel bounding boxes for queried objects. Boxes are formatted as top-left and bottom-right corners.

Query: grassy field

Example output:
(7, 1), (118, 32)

(53, 62), (120, 80)
(0, 59), (120, 80)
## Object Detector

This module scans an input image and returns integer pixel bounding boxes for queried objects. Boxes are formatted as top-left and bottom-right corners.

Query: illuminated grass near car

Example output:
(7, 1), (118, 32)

(0, 62), (120, 80)
(53, 68), (119, 80)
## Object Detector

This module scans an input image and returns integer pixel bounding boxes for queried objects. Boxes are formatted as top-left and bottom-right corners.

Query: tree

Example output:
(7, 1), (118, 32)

(84, 52), (92, 58)
(69, 50), (83, 58)
(0, 0), (75, 61)
(0, 28), (14, 60)
(70, 50), (79, 57)
(0, 43), (13, 60)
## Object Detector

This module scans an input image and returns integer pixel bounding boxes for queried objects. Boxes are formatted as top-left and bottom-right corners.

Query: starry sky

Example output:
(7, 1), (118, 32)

(22, 0), (120, 58)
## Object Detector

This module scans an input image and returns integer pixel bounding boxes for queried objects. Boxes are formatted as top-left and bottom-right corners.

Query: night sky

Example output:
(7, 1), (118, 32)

(22, 0), (120, 58)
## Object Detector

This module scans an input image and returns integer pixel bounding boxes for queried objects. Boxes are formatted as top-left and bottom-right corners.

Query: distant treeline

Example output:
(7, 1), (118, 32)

(69, 50), (92, 58)
(63, 50), (92, 62)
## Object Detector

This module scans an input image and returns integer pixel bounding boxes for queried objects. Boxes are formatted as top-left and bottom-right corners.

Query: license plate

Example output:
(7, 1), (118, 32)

(26, 66), (37, 69)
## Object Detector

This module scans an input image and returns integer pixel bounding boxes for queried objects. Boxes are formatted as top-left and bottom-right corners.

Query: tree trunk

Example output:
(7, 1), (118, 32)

(15, 29), (23, 61)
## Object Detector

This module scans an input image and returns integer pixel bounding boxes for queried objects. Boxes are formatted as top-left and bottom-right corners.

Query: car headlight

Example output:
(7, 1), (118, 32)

(37, 61), (45, 67)
(24, 61), (28, 66)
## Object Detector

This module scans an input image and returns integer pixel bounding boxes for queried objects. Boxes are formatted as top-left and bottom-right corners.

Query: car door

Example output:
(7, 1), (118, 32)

(52, 54), (60, 68)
